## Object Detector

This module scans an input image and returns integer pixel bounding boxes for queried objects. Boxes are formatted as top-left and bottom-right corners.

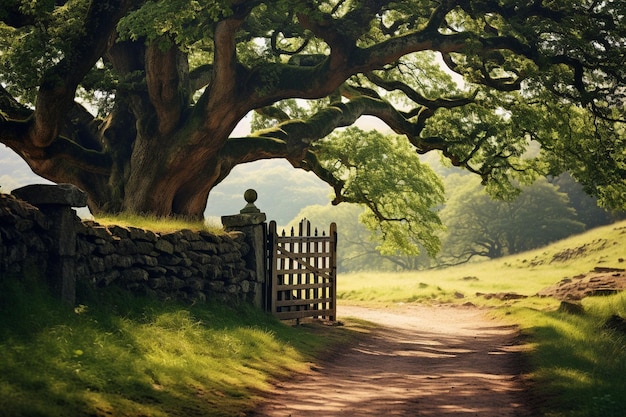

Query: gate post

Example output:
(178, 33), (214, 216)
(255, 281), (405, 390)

(221, 189), (267, 309)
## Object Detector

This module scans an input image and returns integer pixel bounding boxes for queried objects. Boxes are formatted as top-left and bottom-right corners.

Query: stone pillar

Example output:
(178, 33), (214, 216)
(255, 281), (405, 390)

(221, 189), (267, 309)
(12, 184), (87, 305)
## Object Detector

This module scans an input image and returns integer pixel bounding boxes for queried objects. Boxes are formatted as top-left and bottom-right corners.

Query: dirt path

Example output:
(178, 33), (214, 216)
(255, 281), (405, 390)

(250, 304), (533, 417)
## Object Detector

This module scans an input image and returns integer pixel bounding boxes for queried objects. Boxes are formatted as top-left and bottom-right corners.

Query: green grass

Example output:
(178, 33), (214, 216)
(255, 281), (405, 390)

(93, 213), (224, 234)
(0, 277), (368, 417)
(514, 295), (626, 417)
(496, 294), (626, 417)
(337, 219), (626, 417)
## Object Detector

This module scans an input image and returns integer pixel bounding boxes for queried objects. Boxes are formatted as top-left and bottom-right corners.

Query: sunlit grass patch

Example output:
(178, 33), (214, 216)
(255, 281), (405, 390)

(94, 212), (224, 234)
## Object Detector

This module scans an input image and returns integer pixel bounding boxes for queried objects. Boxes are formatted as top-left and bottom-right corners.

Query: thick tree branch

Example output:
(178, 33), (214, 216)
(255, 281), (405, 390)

(30, 0), (134, 147)
(238, 3), (481, 118)
(207, 3), (257, 104)
(42, 138), (112, 175)
(2, 117), (111, 177)
(364, 72), (478, 109)
(296, 0), (388, 46)
(105, 39), (153, 130)
(1, 80), (113, 181)
(354, 29), (468, 70)
(212, 17), (242, 98)
(0, 84), (31, 120)
(299, 150), (345, 203)
(254, 106), (291, 123)
(0, 118), (31, 151)
(215, 91), (452, 198)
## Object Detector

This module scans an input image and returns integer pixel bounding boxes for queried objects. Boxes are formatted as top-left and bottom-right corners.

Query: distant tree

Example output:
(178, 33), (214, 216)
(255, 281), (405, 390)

(548, 173), (625, 229)
(285, 203), (377, 272)
(439, 176), (585, 264)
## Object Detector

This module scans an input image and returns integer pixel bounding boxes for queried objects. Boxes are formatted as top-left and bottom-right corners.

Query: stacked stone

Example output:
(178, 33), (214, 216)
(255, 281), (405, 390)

(76, 221), (254, 303)
(0, 193), (51, 277)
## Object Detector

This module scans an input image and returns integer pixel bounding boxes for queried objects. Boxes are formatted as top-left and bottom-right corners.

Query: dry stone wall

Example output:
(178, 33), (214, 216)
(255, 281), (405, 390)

(0, 193), (51, 278)
(0, 192), (259, 304)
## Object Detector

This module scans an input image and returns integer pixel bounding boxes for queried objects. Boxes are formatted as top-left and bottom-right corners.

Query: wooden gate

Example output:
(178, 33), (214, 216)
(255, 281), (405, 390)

(267, 219), (337, 321)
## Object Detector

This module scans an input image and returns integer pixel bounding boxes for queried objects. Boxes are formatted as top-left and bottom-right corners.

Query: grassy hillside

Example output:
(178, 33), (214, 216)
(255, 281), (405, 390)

(338, 220), (626, 417)
(338, 220), (626, 307)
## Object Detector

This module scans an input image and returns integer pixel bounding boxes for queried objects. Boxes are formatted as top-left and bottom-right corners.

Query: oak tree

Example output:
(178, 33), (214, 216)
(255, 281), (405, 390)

(1, 0), (624, 253)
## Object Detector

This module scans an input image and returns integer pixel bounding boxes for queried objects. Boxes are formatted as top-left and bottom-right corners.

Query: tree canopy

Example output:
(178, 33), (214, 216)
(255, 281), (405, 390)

(1, 0), (624, 256)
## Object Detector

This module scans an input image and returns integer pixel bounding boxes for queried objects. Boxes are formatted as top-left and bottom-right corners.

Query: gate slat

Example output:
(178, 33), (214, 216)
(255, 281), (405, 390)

(276, 296), (334, 306)
(276, 282), (333, 290)
(275, 268), (332, 275)
(274, 309), (335, 320)
(273, 246), (333, 280)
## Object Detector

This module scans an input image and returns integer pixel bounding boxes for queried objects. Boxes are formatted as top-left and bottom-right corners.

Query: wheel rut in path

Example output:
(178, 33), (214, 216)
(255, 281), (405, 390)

(250, 304), (533, 417)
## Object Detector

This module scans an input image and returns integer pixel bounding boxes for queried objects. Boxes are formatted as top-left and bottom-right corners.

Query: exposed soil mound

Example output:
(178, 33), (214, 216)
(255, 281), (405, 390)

(524, 239), (614, 267)
(476, 292), (528, 301)
(537, 267), (626, 301)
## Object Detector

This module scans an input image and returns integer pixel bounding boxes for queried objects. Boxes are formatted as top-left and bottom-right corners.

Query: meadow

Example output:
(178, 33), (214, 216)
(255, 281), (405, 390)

(1, 218), (625, 416)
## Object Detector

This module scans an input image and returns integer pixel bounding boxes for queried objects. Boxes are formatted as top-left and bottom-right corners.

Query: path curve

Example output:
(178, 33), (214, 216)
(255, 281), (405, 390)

(250, 304), (532, 417)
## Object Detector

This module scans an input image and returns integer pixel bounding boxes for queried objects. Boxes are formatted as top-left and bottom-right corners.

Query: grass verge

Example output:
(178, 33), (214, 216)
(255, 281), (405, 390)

(0, 277), (367, 417)
(495, 294), (626, 417)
